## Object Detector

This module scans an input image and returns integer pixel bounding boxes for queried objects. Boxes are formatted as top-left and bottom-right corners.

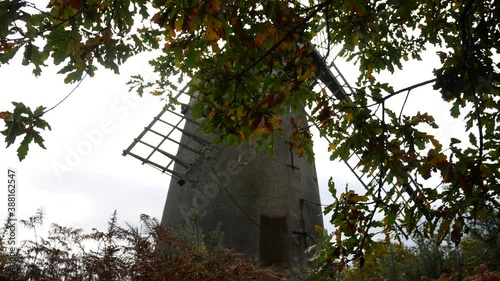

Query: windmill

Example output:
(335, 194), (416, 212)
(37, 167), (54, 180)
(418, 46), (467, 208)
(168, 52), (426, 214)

(123, 26), (426, 269)
(123, 83), (324, 268)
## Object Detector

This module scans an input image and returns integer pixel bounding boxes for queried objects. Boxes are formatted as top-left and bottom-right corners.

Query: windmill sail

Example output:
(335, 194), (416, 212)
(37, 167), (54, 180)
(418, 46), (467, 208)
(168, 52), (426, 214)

(310, 31), (430, 225)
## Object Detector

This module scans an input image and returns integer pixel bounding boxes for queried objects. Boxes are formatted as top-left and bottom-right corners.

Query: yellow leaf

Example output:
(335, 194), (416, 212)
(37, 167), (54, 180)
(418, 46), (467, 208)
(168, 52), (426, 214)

(365, 63), (373, 79)
(239, 130), (246, 142)
(204, 18), (223, 41)
(328, 143), (337, 152)
(297, 145), (304, 157)
(236, 108), (246, 118)
(208, 109), (217, 119)
(166, 25), (176, 38)
(175, 14), (184, 32)
(270, 115), (281, 130)
(344, 112), (354, 121)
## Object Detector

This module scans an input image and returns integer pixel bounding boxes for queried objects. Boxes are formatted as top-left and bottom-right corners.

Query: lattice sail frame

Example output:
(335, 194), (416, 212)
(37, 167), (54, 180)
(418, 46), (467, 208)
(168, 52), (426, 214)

(122, 84), (211, 183)
(122, 29), (428, 230)
(310, 30), (430, 231)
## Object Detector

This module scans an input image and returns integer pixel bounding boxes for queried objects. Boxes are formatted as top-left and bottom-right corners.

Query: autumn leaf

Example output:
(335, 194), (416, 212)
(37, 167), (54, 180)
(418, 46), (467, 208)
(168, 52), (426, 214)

(328, 142), (337, 152)
(0, 111), (12, 120)
(208, 0), (222, 15)
(255, 29), (267, 47)
(450, 220), (462, 246)
(186, 16), (201, 32)
(204, 18), (224, 41)
(152, 90), (163, 96)
(65, 0), (83, 10)
(436, 219), (451, 244)
(344, 112), (354, 121)
(297, 144), (304, 157)
(270, 115), (281, 130)
(255, 26), (277, 47)
(238, 130), (246, 142)
(175, 14), (184, 32)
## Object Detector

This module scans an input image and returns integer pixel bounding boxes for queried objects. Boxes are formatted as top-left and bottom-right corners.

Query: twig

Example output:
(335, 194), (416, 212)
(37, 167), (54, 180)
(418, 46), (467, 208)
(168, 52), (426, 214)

(380, 78), (437, 103)
(43, 73), (88, 115)
(398, 89), (411, 122)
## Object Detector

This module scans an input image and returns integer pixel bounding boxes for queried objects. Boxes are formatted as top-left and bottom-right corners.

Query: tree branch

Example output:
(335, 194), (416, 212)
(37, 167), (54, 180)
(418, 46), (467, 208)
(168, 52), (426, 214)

(236, 0), (333, 79)
(380, 78), (438, 103)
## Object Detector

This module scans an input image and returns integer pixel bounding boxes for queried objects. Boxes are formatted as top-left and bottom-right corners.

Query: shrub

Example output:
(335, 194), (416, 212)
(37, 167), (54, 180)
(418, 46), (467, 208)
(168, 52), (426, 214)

(0, 211), (286, 281)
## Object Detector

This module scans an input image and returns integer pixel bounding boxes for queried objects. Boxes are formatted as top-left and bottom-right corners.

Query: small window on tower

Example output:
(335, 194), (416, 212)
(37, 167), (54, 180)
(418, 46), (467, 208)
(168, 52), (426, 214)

(260, 215), (289, 267)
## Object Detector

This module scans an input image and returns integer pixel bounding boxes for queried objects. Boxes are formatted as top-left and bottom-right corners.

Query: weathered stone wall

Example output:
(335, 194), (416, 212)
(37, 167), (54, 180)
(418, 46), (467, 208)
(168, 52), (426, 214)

(161, 108), (323, 269)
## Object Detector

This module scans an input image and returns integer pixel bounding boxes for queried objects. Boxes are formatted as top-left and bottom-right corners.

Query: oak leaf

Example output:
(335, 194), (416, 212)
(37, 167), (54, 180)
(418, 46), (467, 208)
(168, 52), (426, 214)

(0, 111), (12, 120)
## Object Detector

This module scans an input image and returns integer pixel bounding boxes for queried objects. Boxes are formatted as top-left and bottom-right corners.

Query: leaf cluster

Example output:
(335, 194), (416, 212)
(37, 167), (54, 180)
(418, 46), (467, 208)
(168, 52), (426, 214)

(310, 212), (500, 281)
(0, 102), (50, 160)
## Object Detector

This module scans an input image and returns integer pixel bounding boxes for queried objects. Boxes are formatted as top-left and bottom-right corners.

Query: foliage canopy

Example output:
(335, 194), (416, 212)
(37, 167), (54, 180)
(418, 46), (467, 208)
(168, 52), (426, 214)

(1, 0), (499, 271)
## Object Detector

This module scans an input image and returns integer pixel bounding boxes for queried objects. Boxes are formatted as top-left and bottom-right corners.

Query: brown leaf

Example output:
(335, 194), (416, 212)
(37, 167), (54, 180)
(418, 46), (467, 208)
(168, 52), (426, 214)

(450, 221), (462, 246)
(65, 0), (83, 10)
(0, 111), (12, 120)
(208, 0), (222, 15)
(255, 29), (267, 48)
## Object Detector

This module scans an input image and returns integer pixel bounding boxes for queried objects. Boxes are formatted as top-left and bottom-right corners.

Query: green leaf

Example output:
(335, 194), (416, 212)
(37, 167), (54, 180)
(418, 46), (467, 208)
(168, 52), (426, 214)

(64, 70), (84, 84)
(384, 211), (397, 227)
(468, 133), (477, 146)
(17, 134), (32, 161)
(314, 225), (325, 236)
(450, 100), (460, 118)
(33, 105), (46, 117)
(328, 177), (336, 195)
(33, 118), (51, 130)
(32, 131), (46, 149)
(2, 124), (17, 147)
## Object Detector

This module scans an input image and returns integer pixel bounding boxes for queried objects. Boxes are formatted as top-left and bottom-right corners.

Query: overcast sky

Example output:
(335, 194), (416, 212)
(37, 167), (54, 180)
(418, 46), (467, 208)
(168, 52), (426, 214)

(0, 45), (457, 245)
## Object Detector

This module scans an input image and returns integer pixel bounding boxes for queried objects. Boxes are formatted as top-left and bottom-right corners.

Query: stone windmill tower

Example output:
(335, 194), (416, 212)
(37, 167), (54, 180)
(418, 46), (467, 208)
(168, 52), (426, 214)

(122, 55), (332, 269)
(123, 88), (326, 269)
(123, 30), (426, 268)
